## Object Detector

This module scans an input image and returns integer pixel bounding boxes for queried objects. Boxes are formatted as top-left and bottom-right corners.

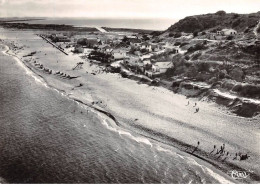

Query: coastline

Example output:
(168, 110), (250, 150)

(0, 28), (259, 183)
(0, 43), (237, 184)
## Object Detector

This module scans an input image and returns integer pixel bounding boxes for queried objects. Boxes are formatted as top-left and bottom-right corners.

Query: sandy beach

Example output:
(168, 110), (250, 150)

(1, 28), (259, 183)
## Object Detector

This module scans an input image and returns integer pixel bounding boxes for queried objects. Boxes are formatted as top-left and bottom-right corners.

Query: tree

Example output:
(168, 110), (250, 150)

(142, 34), (150, 41)
(169, 32), (174, 37)
(216, 10), (226, 16)
(129, 46), (136, 54)
(122, 36), (129, 43)
(144, 63), (152, 70)
(193, 31), (199, 38)
(174, 32), (182, 38)
(233, 14), (240, 19)
(184, 55), (190, 61)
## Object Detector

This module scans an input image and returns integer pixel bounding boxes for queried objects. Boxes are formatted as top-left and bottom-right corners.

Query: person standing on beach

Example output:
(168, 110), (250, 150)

(194, 108), (199, 113)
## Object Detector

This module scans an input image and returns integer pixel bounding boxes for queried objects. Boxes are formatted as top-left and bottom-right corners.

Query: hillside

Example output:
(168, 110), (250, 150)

(150, 11), (260, 117)
(167, 11), (260, 33)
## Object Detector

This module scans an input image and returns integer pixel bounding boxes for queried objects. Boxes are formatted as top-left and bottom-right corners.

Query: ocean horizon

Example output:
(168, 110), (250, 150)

(7, 17), (177, 31)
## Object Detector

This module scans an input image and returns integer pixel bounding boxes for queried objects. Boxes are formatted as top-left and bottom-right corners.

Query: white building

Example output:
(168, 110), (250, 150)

(143, 58), (151, 65)
(141, 42), (152, 52)
(112, 51), (127, 60)
(217, 29), (237, 36)
(152, 61), (173, 74)
(110, 60), (123, 68)
(141, 54), (153, 60)
(222, 29), (237, 36)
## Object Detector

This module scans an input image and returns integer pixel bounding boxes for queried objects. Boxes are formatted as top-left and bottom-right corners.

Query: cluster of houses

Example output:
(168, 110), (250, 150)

(45, 32), (178, 78)
(70, 35), (179, 78)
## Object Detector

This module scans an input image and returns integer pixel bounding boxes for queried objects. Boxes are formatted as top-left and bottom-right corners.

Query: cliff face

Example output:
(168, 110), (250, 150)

(167, 11), (260, 33)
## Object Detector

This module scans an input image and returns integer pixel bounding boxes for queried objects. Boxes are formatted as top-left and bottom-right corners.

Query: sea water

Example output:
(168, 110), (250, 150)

(7, 17), (176, 31)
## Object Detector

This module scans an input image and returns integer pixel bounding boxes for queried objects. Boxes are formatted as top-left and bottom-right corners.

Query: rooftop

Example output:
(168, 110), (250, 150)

(154, 61), (173, 69)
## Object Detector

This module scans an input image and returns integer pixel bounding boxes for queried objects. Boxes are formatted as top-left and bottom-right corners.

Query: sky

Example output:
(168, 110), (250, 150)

(0, 0), (260, 19)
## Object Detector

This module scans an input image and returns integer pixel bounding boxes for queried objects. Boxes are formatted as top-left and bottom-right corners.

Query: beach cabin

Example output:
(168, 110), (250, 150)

(141, 54), (153, 60)
(151, 43), (160, 52)
(110, 60), (123, 68)
(217, 29), (237, 36)
(152, 61), (173, 74)
(221, 29), (237, 36)
(124, 56), (144, 73)
(144, 71), (154, 78)
(112, 50), (127, 60)
(124, 56), (139, 66)
(143, 58), (151, 66)
(144, 61), (173, 78)
(162, 45), (179, 53)
(141, 42), (152, 52)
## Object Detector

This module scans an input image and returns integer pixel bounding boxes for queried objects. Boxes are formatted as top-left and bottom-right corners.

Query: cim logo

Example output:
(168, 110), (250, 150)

(228, 170), (252, 180)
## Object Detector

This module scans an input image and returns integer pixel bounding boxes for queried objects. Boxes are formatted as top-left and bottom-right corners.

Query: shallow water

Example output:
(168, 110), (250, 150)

(8, 18), (176, 31)
(0, 43), (234, 183)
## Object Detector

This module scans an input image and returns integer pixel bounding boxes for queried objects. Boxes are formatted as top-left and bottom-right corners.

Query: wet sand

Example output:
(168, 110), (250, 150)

(0, 28), (259, 183)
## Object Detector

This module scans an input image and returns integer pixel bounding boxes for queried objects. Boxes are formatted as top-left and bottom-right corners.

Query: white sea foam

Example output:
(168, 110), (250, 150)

(204, 167), (233, 184)
(118, 130), (132, 136)
(100, 117), (153, 147)
(186, 156), (233, 184)
(133, 137), (153, 147)
(156, 145), (184, 160)
(2, 45), (48, 88)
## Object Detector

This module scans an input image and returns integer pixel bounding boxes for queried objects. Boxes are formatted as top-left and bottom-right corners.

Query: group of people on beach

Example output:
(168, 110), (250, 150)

(207, 143), (250, 161)
(186, 100), (200, 113)
(87, 67), (107, 76)
(185, 99), (250, 162)
(91, 100), (107, 108)
(191, 141), (250, 162)
(210, 143), (250, 161)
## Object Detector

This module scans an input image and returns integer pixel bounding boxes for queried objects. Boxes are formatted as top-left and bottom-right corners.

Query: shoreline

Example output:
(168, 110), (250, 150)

(0, 42), (258, 184)
(0, 27), (259, 183)
(0, 43), (237, 184)
(0, 44), (236, 184)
